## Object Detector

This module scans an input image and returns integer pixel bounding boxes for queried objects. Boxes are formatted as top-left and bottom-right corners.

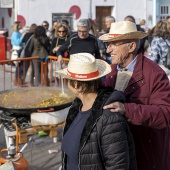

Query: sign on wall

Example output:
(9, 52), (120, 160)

(0, 0), (13, 8)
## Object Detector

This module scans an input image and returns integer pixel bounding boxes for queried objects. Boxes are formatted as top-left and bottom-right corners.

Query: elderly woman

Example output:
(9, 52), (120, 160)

(56, 53), (137, 170)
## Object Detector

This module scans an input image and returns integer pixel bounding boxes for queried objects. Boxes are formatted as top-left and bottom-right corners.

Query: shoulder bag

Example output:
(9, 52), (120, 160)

(20, 35), (34, 58)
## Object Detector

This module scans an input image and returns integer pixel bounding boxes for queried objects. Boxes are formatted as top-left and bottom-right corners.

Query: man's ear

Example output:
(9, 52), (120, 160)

(128, 42), (136, 53)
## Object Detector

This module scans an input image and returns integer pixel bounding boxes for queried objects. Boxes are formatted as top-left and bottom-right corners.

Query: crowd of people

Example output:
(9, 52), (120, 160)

(10, 16), (170, 170)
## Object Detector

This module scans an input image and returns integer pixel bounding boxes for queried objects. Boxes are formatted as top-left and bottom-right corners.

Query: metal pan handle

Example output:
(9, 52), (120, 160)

(37, 108), (54, 113)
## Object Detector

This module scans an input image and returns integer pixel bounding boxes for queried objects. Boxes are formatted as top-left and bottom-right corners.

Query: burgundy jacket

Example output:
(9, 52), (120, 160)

(106, 53), (170, 170)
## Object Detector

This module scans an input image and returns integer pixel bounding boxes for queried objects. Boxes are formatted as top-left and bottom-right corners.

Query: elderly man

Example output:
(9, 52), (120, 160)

(105, 16), (116, 33)
(99, 21), (170, 170)
(124, 15), (147, 54)
(56, 19), (100, 65)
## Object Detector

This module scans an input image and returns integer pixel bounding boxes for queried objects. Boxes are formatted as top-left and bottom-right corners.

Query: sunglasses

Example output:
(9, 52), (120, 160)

(42, 25), (48, 27)
(58, 30), (66, 33)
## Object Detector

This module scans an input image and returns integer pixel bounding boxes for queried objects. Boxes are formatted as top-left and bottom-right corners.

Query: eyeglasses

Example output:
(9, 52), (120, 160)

(78, 30), (88, 34)
(58, 30), (66, 33)
(42, 25), (48, 27)
(104, 41), (131, 48)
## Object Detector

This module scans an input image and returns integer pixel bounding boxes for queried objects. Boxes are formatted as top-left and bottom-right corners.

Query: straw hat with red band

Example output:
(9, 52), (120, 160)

(99, 21), (148, 42)
(55, 53), (111, 81)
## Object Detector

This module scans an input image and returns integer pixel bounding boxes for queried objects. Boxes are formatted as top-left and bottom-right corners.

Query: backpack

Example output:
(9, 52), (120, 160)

(163, 40), (170, 69)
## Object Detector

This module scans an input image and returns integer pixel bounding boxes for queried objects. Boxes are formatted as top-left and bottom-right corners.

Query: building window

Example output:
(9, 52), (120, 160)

(160, 5), (170, 19)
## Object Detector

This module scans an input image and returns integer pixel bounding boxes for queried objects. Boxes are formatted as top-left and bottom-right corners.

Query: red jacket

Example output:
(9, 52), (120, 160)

(106, 53), (170, 170)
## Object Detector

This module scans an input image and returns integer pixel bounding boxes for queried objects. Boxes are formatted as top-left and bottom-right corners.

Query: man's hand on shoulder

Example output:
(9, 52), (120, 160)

(103, 102), (126, 115)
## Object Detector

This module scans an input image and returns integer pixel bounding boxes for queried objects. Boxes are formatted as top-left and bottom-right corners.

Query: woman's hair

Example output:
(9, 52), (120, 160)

(77, 19), (90, 29)
(34, 26), (47, 38)
(68, 79), (103, 94)
(153, 19), (170, 39)
(55, 23), (70, 38)
(88, 18), (98, 37)
(12, 21), (21, 31)
(29, 23), (37, 33)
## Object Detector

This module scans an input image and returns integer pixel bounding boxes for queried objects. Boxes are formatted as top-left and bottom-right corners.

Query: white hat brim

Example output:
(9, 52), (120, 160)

(99, 31), (148, 42)
(55, 59), (111, 81)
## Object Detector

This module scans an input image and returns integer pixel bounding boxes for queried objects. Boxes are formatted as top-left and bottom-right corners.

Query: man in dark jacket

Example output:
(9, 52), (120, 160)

(56, 19), (100, 66)
(99, 21), (170, 170)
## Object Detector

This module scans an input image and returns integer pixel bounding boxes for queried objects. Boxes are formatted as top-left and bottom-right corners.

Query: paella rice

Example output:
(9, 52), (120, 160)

(0, 88), (74, 109)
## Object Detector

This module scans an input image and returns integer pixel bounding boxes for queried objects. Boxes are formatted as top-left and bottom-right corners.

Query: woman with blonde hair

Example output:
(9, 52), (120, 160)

(49, 23), (70, 85)
(50, 23), (70, 56)
(11, 21), (25, 61)
(11, 21), (26, 85)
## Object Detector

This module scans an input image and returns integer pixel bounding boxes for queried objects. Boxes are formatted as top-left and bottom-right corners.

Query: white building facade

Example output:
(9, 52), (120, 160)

(0, 0), (170, 34)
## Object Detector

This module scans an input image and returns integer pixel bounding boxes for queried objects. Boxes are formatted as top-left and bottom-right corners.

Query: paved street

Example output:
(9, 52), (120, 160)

(0, 65), (63, 170)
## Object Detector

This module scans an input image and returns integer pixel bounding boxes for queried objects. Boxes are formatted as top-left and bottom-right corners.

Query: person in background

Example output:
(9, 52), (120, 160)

(124, 15), (147, 54)
(105, 16), (116, 33)
(50, 20), (58, 41)
(21, 23), (37, 85)
(56, 19), (100, 66)
(139, 19), (147, 31)
(61, 19), (69, 28)
(88, 18), (108, 63)
(50, 23), (70, 56)
(143, 27), (153, 58)
(11, 21), (25, 61)
(166, 16), (170, 23)
(88, 18), (98, 37)
(61, 19), (74, 35)
(149, 19), (170, 67)
(104, 16), (116, 64)
(99, 21), (170, 170)
(50, 23), (70, 84)
(42, 20), (51, 39)
(28, 26), (50, 86)
(56, 53), (137, 170)
(11, 21), (26, 85)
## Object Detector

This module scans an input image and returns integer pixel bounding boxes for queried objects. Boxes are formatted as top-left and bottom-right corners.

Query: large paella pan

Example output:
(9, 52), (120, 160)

(0, 87), (75, 114)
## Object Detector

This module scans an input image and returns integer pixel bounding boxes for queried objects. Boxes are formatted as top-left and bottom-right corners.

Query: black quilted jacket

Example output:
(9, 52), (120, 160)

(62, 87), (137, 170)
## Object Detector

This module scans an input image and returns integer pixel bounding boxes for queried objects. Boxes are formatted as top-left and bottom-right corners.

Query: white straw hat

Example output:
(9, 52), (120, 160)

(55, 53), (111, 81)
(99, 21), (148, 42)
